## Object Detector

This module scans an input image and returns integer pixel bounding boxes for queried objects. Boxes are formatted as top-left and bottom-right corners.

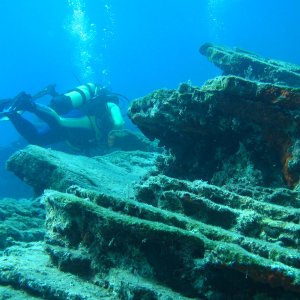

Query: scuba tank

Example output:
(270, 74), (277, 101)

(50, 83), (99, 114)
(64, 83), (99, 108)
(50, 82), (128, 116)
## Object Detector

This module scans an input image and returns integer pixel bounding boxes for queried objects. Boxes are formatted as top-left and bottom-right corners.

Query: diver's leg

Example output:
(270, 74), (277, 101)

(33, 103), (93, 130)
(7, 112), (64, 145)
(9, 93), (93, 131)
(7, 94), (62, 130)
(32, 104), (62, 129)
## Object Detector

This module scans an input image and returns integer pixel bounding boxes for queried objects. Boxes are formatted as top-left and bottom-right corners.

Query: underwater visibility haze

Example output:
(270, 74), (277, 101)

(0, 0), (300, 299)
(1, 0), (300, 197)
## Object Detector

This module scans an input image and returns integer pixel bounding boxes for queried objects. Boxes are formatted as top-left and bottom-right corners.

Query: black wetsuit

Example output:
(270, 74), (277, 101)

(7, 94), (113, 152)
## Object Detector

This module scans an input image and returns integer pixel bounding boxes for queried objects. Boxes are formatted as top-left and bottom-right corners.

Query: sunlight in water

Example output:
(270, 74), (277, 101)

(207, 0), (225, 41)
(98, 1), (116, 87)
(65, 0), (115, 86)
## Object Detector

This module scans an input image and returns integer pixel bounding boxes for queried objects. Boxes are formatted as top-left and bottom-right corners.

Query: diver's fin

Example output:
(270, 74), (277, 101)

(0, 110), (24, 121)
(1, 85), (57, 119)
(0, 95), (28, 113)
(32, 84), (58, 99)
(0, 98), (15, 120)
(0, 111), (9, 121)
(0, 98), (13, 112)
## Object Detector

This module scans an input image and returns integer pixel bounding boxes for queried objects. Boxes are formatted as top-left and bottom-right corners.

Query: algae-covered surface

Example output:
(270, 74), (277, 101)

(1, 44), (300, 299)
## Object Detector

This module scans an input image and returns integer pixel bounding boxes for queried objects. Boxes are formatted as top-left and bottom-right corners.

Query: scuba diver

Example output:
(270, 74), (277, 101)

(0, 83), (124, 154)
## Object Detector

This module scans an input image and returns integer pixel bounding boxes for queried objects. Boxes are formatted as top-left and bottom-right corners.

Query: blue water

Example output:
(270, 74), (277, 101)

(0, 0), (300, 197)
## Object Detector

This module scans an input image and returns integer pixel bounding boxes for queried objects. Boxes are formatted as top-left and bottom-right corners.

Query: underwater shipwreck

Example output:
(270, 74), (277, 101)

(1, 43), (300, 299)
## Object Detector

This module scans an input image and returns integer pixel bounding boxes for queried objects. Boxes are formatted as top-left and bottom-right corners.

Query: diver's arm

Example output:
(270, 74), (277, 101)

(107, 102), (124, 129)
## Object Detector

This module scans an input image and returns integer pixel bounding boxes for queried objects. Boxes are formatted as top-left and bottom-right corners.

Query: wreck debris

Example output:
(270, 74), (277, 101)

(2, 43), (300, 298)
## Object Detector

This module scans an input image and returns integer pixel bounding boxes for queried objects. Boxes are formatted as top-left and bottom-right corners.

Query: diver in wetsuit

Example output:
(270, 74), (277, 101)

(1, 83), (124, 154)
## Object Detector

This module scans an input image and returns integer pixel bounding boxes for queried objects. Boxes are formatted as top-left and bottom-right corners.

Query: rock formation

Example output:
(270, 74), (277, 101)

(200, 42), (300, 87)
(128, 46), (300, 189)
(3, 145), (299, 298)
(0, 197), (44, 250)
(6, 145), (159, 197)
(1, 44), (300, 299)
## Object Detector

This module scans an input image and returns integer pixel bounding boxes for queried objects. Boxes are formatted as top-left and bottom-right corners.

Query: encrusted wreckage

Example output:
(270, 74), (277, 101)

(1, 43), (300, 299)
(128, 44), (300, 188)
